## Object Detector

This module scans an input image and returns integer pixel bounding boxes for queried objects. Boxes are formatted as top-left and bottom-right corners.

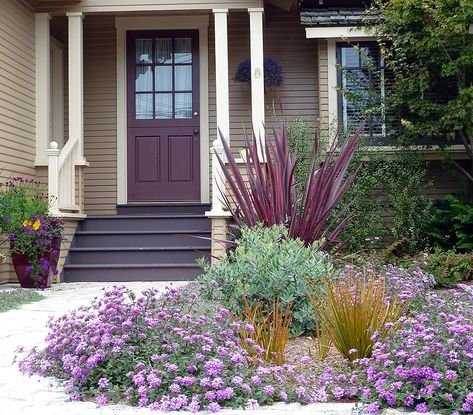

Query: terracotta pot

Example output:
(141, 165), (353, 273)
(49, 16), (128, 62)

(10, 244), (52, 289)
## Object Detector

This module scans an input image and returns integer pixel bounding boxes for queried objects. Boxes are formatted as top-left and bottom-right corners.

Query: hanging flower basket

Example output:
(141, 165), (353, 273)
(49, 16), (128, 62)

(235, 57), (285, 89)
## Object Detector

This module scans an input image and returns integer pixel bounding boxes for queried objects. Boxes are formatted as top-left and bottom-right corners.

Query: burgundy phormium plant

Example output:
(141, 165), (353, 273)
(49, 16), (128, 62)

(216, 122), (362, 250)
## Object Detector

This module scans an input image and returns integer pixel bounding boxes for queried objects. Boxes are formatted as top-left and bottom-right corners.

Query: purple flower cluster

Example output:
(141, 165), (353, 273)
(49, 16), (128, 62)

(234, 57), (285, 88)
(320, 286), (473, 414)
(338, 262), (435, 302)
(17, 285), (338, 411)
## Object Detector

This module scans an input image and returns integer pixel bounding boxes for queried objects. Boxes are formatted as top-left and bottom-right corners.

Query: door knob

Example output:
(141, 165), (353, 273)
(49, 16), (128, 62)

(193, 111), (199, 117)
(193, 129), (200, 135)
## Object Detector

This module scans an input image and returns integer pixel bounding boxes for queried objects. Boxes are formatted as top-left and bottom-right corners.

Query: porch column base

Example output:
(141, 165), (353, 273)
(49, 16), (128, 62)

(205, 211), (232, 263)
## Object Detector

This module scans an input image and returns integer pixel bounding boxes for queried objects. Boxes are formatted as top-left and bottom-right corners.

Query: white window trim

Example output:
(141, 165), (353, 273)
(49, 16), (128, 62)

(306, 26), (374, 39)
(115, 15), (210, 205)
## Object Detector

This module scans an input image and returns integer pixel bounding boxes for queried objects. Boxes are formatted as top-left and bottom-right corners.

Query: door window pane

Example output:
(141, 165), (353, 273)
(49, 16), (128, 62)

(175, 66), (192, 91)
(155, 93), (173, 119)
(156, 38), (172, 64)
(135, 66), (153, 92)
(175, 93), (192, 119)
(155, 66), (173, 92)
(136, 94), (153, 119)
(136, 39), (153, 64)
(174, 38), (192, 64)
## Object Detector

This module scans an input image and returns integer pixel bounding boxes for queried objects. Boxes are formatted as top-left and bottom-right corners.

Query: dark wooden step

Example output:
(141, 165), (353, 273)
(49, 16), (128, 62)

(62, 263), (205, 282)
(80, 215), (210, 232)
(72, 230), (211, 248)
(67, 246), (211, 264)
(117, 204), (211, 215)
(63, 207), (212, 282)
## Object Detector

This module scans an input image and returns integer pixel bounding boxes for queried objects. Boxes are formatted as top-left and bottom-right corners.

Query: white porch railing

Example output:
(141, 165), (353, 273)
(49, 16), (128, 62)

(46, 138), (82, 215)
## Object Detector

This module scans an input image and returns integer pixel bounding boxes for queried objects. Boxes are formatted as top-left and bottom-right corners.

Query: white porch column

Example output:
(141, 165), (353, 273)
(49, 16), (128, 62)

(213, 9), (230, 142)
(249, 8), (265, 152)
(67, 12), (85, 162)
(210, 9), (230, 215)
(35, 13), (51, 165)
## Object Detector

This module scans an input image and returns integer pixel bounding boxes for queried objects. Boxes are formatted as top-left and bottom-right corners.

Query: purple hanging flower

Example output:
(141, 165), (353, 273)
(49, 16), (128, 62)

(235, 57), (284, 88)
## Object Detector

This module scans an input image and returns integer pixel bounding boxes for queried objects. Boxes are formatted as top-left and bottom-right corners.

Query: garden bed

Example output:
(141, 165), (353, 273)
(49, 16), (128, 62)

(15, 276), (473, 414)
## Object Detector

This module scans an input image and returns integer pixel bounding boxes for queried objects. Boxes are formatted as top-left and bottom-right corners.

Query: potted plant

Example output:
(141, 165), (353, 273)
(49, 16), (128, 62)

(0, 177), (64, 289)
(235, 57), (285, 89)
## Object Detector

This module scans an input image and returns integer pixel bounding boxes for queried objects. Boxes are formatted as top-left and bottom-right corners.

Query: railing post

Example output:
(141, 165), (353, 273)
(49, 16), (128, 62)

(46, 141), (60, 215)
(211, 139), (225, 214)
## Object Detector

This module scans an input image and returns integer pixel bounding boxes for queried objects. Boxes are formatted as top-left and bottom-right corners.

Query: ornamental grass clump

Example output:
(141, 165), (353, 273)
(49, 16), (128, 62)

(240, 297), (292, 365)
(216, 119), (362, 251)
(309, 270), (409, 362)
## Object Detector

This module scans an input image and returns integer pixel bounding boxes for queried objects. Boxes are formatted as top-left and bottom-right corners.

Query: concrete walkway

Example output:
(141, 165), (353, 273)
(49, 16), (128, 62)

(0, 282), (415, 415)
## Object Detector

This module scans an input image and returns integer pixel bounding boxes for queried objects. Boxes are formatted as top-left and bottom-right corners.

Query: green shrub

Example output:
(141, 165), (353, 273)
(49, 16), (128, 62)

(425, 249), (473, 288)
(286, 116), (315, 194)
(427, 194), (473, 252)
(338, 148), (433, 255)
(197, 225), (334, 336)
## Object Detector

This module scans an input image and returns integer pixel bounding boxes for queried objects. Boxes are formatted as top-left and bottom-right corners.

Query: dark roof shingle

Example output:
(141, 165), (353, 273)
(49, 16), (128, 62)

(300, 7), (379, 26)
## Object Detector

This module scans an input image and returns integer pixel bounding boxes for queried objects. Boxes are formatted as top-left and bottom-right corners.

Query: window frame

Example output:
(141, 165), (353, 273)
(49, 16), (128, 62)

(336, 41), (389, 140)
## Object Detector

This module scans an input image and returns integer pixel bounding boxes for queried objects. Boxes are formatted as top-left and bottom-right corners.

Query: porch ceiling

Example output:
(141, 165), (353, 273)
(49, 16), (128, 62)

(35, 0), (264, 14)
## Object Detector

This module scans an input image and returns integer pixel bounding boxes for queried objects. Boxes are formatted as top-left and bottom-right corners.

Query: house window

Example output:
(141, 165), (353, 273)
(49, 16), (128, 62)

(337, 42), (393, 139)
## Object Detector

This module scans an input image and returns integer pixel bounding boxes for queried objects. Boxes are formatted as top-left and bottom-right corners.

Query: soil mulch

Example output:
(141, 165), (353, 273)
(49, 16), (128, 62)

(284, 336), (347, 377)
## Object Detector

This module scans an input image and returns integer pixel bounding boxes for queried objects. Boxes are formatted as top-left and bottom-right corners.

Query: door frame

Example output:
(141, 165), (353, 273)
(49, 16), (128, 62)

(116, 15), (210, 204)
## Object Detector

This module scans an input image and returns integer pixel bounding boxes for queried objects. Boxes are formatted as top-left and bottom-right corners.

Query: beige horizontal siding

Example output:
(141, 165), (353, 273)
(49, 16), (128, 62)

(56, 219), (79, 281)
(0, 0), (36, 284)
(83, 15), (118, 214)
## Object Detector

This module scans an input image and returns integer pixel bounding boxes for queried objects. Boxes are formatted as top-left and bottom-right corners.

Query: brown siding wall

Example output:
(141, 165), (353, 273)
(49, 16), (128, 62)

(83, 15), (118, 214)
(0, 0), (36, 284)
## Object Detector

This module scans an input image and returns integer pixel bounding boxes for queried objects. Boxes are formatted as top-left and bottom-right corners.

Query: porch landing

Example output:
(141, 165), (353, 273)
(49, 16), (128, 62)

(62, 204), (211, 282)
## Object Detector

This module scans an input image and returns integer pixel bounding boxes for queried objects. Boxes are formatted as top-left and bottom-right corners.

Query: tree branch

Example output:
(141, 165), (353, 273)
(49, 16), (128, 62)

(459, 129), (473, 161)
(452, 159), (473, 184)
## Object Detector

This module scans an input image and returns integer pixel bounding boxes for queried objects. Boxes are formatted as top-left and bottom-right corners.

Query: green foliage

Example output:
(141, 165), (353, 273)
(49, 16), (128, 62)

(425, 249), (473, 287)
(309, 270), (409, 362)
(285, 117), (315, 194)
(0, 289), (44, 313)
(369, 0), (473, 179)
(0, 177), (49, 236)
(0, 177), (64, 287)
(339, 148), (433, 255)
(428, 194), (473, 252)
(197, 225), (334, 336)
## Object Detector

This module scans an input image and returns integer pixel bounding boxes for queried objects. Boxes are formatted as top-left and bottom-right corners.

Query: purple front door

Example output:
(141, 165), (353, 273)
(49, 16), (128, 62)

(127, 30), (200, 202)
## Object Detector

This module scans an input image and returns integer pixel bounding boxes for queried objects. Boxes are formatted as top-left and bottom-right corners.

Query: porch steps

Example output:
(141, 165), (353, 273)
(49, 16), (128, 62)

(62, 204), (211, 282)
